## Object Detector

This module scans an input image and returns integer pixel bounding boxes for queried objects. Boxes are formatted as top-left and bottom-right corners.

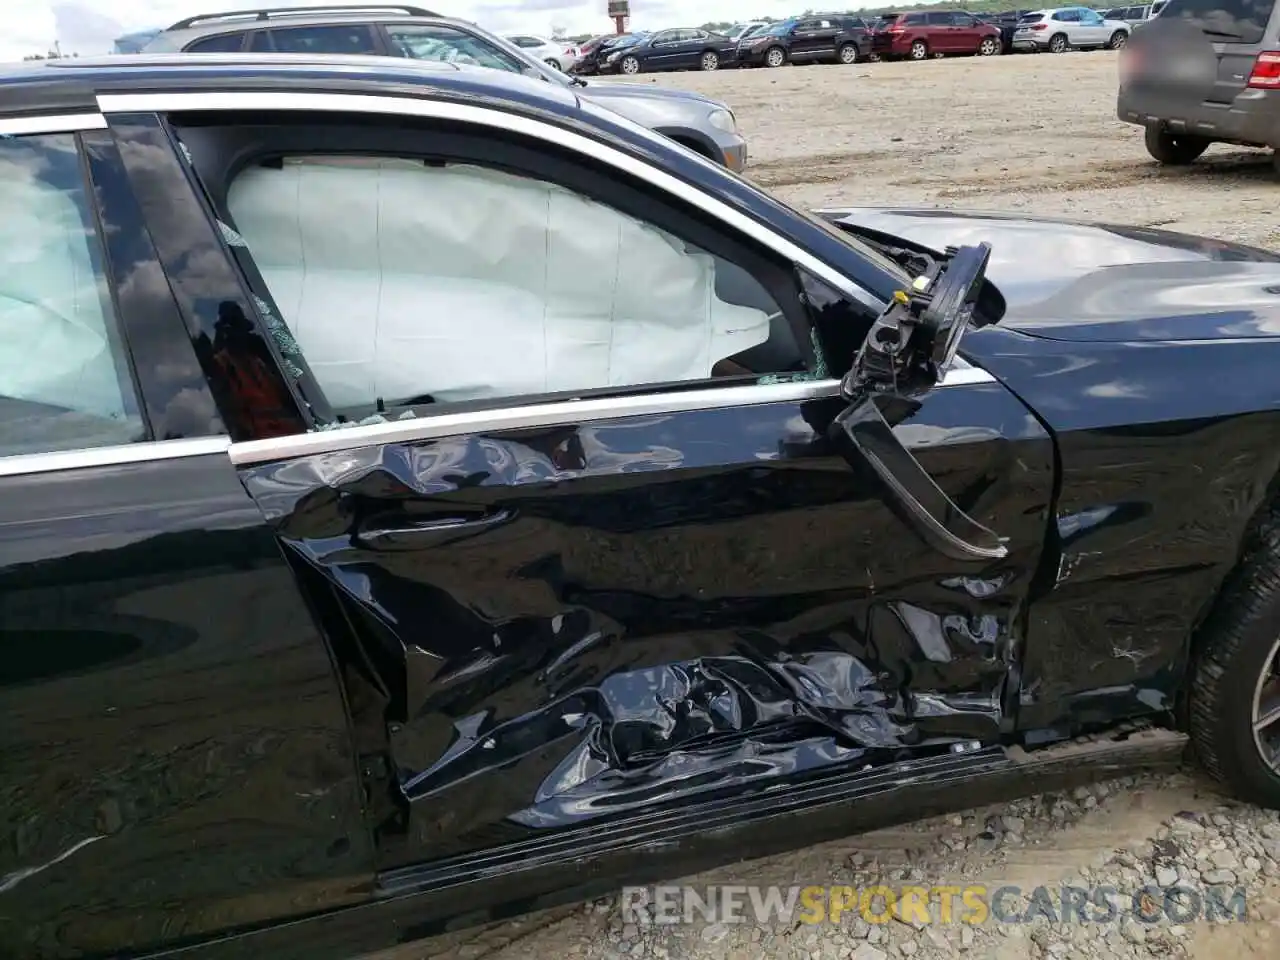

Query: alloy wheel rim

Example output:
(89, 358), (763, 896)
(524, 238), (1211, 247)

(981, 39), (995, 54)
(912, 43), (926, 58)
(1052, 36), (1066, 51)
(841, 46), (857, 62)
(1251, 637), (1280, 772)
(1114, 33), (1127, 47)
(622, 58), (638, 73)
(767, 49), (783, 65)
(702, 52), (717, 69)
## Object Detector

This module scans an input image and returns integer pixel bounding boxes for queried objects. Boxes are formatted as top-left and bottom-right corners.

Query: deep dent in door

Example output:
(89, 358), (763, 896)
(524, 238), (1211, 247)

(237, 391), (1053, 864)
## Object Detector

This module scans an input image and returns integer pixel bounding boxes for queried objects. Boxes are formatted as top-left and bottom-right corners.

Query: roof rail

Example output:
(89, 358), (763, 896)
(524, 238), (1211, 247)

(166, 5), (439, 30)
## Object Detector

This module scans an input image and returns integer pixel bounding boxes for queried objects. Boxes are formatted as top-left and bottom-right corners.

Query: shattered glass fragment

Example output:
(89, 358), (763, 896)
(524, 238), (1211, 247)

(216, 219), (248, 247)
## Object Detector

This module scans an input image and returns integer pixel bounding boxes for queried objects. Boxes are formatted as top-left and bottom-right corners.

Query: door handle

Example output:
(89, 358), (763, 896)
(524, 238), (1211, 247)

(353, 507), (516, 550)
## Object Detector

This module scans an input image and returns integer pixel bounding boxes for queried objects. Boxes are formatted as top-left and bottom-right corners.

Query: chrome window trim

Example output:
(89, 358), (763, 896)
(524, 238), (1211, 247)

(94, 90), (883, 311)
(0, 436), (231, 479)
(0, 112), (109, 136)
(0, 367), (994, 475)
(227, 365), (995, 466)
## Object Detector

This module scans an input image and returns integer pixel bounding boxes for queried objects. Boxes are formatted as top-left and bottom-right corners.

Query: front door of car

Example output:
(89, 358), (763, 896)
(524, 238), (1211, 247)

(789, 19), (824, 58)
(952, 13), (984, 51)
(170, 105), (1056, 871)
(1076, 8), (1109, 42)
(646, 29), (683, 68)
(919, 12), (955, 51)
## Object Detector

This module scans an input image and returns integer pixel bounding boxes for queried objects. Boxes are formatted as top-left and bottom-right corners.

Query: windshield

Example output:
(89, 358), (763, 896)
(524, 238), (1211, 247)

(1157, 0), (1272, 40)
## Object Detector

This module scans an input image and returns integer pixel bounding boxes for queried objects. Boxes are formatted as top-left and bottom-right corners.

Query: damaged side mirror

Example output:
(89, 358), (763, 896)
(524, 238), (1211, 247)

(829, 242), (1008, 563)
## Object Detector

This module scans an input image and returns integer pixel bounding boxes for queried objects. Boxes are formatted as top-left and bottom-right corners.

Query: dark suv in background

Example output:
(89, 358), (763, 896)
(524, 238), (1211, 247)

(595, 27), (739, 74)
(737, 15), (873, 67)
(872, 11), (1004, 60)
(1117, 0), (1280, 171)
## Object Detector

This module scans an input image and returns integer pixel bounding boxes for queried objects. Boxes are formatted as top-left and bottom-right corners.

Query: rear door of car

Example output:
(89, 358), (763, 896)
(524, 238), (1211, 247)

(0, 108), (373, 957)
(143, 91), (1056, 874)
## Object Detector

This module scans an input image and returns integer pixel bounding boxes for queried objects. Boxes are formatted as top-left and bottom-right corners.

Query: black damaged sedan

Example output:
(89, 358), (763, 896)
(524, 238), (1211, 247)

(5, 52), (1280, 960)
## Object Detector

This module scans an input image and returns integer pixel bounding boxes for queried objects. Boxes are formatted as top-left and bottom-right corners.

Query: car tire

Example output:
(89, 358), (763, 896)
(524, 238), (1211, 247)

(1048, 32), (1069, 52)
(700, 50), (720, 71)
(1144, 125), (1209, 164)
(765, 46), (787, 67)
(910, 39), (929, 60)
(838, 43), (859, 64)
(544, 58), (562, 70)
(979, 36), (999, 55)
(1109, 30), (1128, 49)
(620, 54), (641, 75)
(1189, 502), (1280, 810)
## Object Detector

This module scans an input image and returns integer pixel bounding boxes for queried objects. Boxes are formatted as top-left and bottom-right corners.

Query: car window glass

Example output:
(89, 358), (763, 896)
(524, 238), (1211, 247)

(1157, 0), (1270, 42)
(265, 24), (378, 53)
(904, 13), (928, 25)
(248, 30), (273, 51)
(185, 32), (246, 52)
(222, 156), (811, 414)
(1018, 12), (1043, 21)
(0, 134), (145, 456)
(386, 25), (524, 71)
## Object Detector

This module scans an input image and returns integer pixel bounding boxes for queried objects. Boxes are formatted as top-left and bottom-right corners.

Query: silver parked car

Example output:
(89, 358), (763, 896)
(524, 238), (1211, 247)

(1100, 1), (1167, 26)
(140, 4), (749, 171)
(505, 33), (579, 72)
(1012, 6), (1132, 51)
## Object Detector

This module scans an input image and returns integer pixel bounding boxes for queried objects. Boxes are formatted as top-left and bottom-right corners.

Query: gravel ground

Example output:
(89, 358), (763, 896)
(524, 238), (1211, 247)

(373, 51), (1280, 960)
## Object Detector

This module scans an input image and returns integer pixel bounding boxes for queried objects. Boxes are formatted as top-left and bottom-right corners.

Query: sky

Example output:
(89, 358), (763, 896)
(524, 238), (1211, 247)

(4, 0), (823, 61)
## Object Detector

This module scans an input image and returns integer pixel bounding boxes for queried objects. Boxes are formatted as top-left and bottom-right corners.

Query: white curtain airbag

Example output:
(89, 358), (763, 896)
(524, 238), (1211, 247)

(227, 159), (772, 407)
(0, 163), (131, 420)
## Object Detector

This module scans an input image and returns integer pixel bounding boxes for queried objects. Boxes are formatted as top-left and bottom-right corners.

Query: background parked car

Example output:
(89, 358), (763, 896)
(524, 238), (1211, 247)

(1013, 7), (1131, 50)
(726, 20), (769, 40)
(597, 27), (738, 74)
(572, 31), (649, 74)
(504, 33), (578, 72)
(737, 15), (873, 67)
(977, 9), (1036, 52)
(1118, 0), (1280, 171)
(871, 11), (1004, 60)
(1100, 1), (1167, 26)
(140, 11), (746, 169)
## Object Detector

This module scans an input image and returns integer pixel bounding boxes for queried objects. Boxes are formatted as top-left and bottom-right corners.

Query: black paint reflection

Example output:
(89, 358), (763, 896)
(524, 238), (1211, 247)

(108, 113), (308, 442)
(240, 386), (1055, 869)
(81, 128), (226, 441)
(0, 455), (373, 957)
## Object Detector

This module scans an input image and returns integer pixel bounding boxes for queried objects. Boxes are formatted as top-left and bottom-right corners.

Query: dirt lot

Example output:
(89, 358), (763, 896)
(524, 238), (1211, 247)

(382, 51), (1280, 960)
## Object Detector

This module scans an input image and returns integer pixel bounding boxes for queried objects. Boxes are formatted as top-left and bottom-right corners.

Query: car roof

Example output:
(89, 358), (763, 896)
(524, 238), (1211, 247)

(151, 10), (481, 50)
(0, 53), (581, 118)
